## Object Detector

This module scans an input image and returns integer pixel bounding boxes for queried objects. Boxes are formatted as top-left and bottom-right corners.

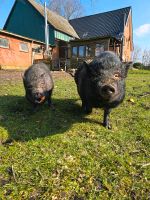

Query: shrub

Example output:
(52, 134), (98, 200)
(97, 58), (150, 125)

(133, 62), (144, 69)
(144, 65), (150, 70)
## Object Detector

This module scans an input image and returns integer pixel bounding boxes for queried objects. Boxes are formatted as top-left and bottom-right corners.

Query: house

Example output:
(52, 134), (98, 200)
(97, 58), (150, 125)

(0, 29), (45, 69)
(3, 0), (133, 69)
(3, 0), (79, 69)
(69, 6), (133, 67)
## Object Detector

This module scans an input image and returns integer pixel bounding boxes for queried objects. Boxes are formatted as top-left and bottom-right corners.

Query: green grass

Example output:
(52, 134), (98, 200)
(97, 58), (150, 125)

(0, 70), (150, 199)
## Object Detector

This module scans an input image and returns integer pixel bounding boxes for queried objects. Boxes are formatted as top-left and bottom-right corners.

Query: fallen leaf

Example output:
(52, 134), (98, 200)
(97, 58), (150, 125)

(128, 98), (135, 103)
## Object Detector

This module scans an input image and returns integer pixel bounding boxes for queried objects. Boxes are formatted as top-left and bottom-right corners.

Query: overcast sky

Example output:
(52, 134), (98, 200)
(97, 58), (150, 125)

(0, 0), (150, 50)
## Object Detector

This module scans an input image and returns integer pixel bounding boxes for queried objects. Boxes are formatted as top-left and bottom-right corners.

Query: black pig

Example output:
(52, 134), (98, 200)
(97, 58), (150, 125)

(75, 51), (130, 128)
(23, 63), (54, 109)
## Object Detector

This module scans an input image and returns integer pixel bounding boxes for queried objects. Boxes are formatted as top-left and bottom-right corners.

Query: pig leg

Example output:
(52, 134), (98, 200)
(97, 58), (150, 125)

(31, 103), (38, 113)
(48, 97), (55, 110)
(103, 108), (111, 129)
(47, 91), (55, 110)
(47, 90), (52, 107)
(47, 97), (52, 107)
(82, 100), (92, 114)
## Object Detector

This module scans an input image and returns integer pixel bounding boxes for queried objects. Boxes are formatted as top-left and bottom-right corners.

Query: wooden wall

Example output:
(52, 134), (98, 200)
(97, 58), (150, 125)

(122, 12), (133, 62)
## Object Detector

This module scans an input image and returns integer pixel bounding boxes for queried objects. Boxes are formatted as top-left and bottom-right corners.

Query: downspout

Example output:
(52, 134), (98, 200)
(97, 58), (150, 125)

(31, 40), (34, 64)
(120, 13), (126, 61)
(107, 38), (110, 51)
(44, 1), (49, 57)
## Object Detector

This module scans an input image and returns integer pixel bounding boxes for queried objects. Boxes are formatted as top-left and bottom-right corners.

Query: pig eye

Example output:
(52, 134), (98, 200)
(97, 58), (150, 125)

(114, 73), (121, 79)
(27, 85), (32, 89)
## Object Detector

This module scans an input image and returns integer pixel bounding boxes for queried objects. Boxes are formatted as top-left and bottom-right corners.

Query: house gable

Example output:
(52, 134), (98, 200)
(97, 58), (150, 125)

(4, 0), (55, 45)
(27, 0), (79, 39)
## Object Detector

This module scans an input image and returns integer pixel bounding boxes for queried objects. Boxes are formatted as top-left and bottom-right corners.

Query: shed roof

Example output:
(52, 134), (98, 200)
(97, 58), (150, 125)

(69, 7), (131, 41)
(27, 0), (79, 39)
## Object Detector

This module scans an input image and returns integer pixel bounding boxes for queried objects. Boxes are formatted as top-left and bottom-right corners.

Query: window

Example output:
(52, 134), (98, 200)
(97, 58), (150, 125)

(95, 44), (104, 56)
(72, 46), (77, 57)
(0, 38), (9, 48)
(32, 44), (43, 54)
(20, 42), (29, 52)
(86, 45), (92, 57)
(79, 46), (85, 57)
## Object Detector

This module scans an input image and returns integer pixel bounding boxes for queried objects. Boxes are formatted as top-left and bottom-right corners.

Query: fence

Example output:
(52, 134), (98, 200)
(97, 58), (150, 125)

(33, 58), (71, 71)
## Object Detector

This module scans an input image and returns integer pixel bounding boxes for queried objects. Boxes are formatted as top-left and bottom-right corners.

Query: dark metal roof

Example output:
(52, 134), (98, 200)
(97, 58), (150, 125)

(69, 7), (131, 41)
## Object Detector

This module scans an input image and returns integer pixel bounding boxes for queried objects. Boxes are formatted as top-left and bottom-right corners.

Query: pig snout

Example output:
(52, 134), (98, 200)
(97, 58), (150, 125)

(100, 85), (116, 99)
(34, 92), (45, 103)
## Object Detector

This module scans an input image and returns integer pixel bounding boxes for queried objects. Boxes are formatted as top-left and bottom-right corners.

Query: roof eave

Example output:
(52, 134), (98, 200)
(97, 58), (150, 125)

(0, 29), (55, 45)
(70, 35), (121, 42)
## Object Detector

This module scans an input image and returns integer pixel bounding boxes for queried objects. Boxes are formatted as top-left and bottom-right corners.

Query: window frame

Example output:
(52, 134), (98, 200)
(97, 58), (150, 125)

(0, 37), (9, 49)
(78, 45), (85, 57)
(32, 44), (43, 54)
(19, 42), (29, 53)
(95, 44), (104, 56)
(72, 46), (78, 57)
(85, 45), (92, 57)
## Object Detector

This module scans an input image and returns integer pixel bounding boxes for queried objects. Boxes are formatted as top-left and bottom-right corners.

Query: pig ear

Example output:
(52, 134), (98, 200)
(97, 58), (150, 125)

(83, 61), (88, 67)
(83, 61), (90, 72)
(83, 61), (95, 76)
(123, 62), (132, 77)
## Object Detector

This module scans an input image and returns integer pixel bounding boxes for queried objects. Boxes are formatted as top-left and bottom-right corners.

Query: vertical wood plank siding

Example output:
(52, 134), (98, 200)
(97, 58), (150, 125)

(4, 0), (55, 45)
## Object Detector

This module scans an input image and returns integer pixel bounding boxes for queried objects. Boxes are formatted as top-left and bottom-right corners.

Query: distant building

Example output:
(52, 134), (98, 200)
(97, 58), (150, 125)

(2, 0), (133, 69)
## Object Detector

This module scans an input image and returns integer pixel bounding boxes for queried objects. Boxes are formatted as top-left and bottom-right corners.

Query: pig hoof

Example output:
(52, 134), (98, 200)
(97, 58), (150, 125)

(107, 124), (112, 129)
(83, 107), (92, 114)
(50, 104), (55, 111)
(103, 123), (112, 129)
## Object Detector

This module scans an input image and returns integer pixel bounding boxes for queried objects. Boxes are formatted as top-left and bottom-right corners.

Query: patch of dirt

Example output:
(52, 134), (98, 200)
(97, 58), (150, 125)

(51, 71), (73, 80)
(0, 70), (72, 84)
(0, 70), (23, 84)
(0, 175), (10, 187)
(137, 92), (150, 98)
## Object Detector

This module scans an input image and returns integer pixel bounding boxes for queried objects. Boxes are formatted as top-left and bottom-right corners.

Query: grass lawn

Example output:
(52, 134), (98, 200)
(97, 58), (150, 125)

(0, 70), (150, 199)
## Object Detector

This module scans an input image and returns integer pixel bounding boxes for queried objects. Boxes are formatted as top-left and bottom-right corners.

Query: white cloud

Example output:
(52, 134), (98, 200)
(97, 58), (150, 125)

(134, 24), (150, 37)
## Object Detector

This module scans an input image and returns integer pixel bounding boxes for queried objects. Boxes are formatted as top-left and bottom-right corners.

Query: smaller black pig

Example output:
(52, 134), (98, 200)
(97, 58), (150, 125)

(75, 51), (130, 128)
(23, 63), (54, 109)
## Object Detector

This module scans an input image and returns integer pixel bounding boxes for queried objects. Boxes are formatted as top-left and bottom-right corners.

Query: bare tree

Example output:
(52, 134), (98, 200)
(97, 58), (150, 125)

(47, 0), (83, 20)
(132, 45), (142, 63)
(36, 0), (45, 4)
(48, 0), (62, 15)
(142, 49), (150, 66)
(63, 0), (83, 19)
